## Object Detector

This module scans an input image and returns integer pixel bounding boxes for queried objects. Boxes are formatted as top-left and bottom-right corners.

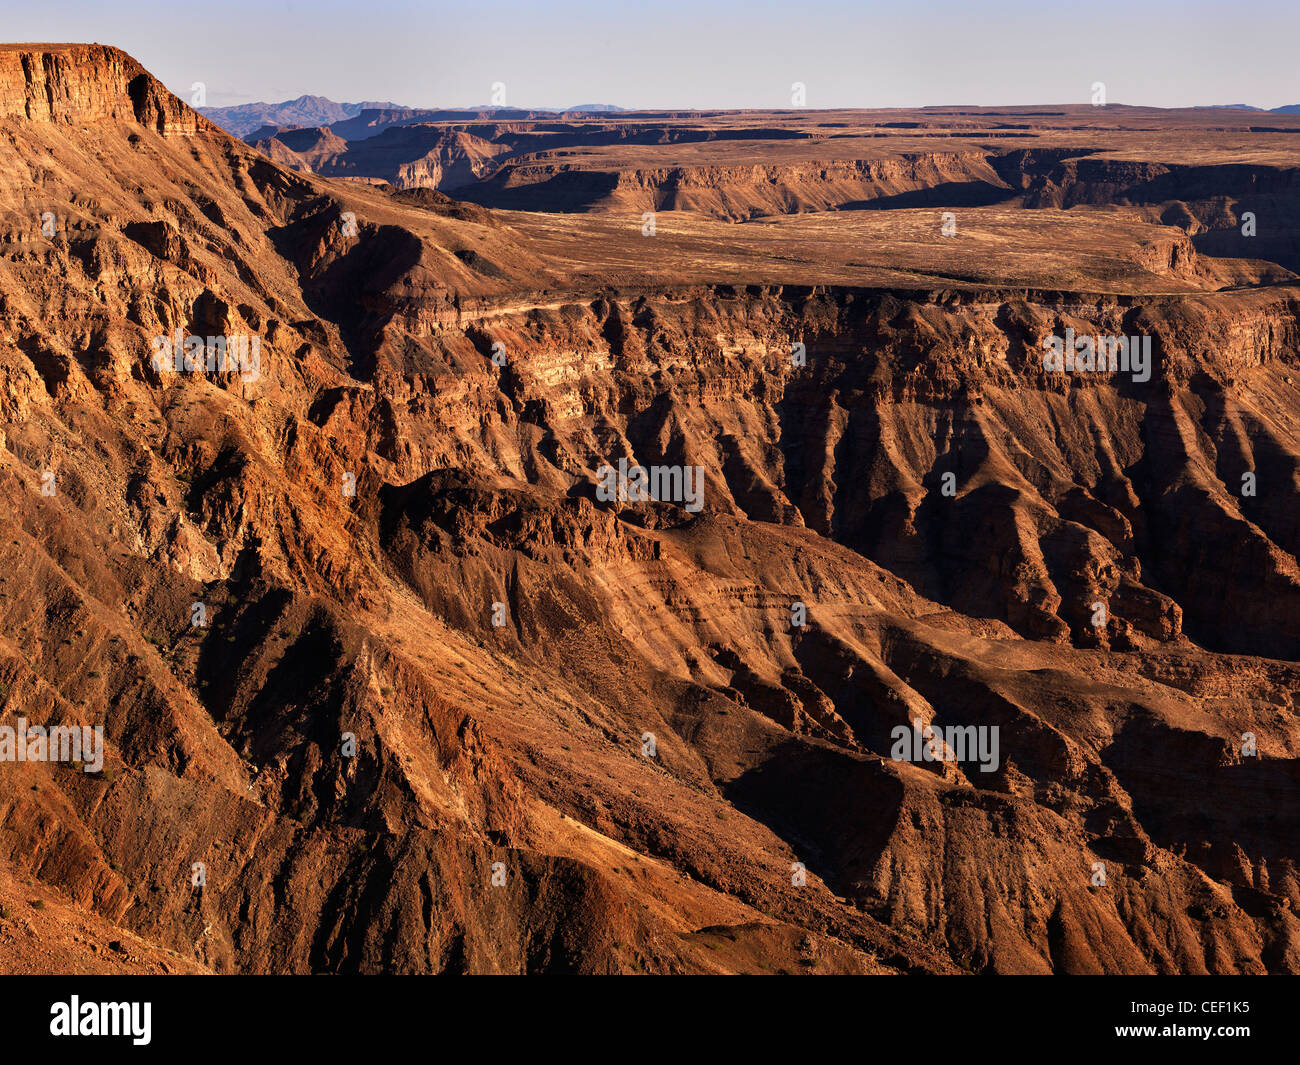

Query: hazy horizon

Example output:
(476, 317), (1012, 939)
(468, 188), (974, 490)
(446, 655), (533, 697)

(196, 97), (1296, 114)
(3, 0), (1298, 111)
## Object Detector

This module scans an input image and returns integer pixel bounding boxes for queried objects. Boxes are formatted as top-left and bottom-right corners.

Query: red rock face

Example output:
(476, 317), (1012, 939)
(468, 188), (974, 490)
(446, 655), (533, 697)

(0, 45), (1298, 975)
(0, 44), (199, 134)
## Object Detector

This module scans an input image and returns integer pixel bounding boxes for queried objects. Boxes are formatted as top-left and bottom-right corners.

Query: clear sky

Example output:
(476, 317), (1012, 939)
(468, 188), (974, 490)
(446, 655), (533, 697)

(4, 0), (1297, 111)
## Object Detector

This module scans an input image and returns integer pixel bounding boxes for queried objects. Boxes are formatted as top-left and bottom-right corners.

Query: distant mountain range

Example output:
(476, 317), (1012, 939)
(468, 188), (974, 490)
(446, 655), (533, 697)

(198, 95), (407, 137)
(1199, 104), (1300, 113)
(203, 95), (1300, 141)
(201, 95), (628, 137)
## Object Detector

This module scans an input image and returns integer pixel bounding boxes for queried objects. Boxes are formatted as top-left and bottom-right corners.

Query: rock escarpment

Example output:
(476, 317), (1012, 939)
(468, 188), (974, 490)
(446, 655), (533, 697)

(0, 44), (199, 134)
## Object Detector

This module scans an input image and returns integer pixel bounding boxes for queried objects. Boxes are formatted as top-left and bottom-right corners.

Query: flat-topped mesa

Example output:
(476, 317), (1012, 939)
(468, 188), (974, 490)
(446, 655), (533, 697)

(0, 43), (202, 134)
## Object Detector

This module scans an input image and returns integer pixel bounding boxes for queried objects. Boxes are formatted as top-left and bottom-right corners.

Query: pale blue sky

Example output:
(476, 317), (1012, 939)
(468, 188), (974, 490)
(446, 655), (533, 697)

(4, 0), (1297, 110)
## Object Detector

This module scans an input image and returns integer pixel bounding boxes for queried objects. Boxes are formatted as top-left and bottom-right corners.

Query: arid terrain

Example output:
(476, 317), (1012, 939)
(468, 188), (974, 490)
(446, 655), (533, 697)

(0, 43), (1298, 974)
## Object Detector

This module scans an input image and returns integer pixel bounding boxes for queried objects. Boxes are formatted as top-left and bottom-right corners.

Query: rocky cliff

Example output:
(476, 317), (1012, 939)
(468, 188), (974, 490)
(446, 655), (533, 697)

(0, 44), (200, 134)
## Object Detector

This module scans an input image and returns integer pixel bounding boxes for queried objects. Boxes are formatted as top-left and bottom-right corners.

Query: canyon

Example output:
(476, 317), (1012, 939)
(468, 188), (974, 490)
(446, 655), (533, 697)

(0, 43), (1297, 974)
